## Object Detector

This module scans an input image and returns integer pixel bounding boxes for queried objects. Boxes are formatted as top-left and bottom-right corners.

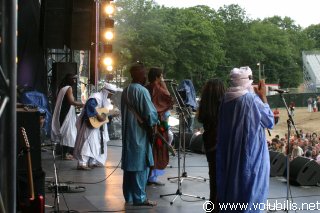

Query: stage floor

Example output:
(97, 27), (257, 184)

(42, 140), (320, 213)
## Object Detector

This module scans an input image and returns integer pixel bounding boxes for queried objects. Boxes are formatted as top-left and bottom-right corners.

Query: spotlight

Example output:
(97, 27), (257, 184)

(102, 56), (113, 66)
(104, 30), (114, 40)
(104, 4), (114, 16)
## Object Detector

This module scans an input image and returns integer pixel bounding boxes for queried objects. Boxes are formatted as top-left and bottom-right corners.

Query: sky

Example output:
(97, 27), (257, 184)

(154, 0), (319, 28)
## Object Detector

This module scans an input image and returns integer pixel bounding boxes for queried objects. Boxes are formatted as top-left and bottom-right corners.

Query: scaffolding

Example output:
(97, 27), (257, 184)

(302, 51), (320, 92)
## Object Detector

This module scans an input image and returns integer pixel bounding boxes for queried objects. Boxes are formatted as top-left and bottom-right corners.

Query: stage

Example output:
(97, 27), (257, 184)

(41, 139), (320, 213)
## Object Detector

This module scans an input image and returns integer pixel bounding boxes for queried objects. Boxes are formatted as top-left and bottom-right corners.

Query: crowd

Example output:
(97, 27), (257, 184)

(268, 131), (320, 164)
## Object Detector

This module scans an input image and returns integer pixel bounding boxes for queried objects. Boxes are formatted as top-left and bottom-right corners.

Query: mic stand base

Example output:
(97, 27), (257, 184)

(160, 189), (205, 205)
(167, 172), (207, 182)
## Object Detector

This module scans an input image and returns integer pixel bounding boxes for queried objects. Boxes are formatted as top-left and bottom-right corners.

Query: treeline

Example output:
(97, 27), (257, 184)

(113, 0), (320, 91)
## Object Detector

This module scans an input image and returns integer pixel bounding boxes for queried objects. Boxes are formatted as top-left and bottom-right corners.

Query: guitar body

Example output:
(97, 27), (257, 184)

(88, 108), (109, 128)
(20, 196), (44, 213)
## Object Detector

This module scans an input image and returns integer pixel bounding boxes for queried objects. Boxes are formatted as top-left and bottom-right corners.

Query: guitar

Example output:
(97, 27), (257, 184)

(88, 108), (120, 128)
(20, 127), (44, 213)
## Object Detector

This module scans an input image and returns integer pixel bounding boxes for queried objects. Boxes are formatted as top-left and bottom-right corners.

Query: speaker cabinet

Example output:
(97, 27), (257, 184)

(189, 133), (205, 154)
(41, 0), (71, 49)
(17, 109), (42, 172)
(67, 0), (93, 50)
(269, 151), (286, 177)
(51, 62), (77, 101)
(289, 157), (320, 186)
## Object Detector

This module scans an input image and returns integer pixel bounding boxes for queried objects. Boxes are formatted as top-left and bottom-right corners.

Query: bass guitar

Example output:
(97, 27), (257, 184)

(20, 127), (44, 213)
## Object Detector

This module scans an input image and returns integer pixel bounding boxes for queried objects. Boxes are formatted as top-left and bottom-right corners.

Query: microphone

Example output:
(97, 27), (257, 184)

(268, 87), (289, 94)
(163, 79), (175, 82)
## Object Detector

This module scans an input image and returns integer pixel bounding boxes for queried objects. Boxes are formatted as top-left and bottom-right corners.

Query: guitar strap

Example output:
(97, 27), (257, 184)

(124, 85), (145, 125)
(100, 125), (104, 154)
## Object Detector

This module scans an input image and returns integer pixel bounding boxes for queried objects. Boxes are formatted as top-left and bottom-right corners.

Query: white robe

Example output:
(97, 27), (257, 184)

(51, 86), (77, 148)
(74, 90), (111, 165)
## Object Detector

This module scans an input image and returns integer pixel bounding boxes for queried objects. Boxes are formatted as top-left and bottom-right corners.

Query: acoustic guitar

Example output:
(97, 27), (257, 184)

(20, 127), (44, 213)
(88, 108), (119, 128)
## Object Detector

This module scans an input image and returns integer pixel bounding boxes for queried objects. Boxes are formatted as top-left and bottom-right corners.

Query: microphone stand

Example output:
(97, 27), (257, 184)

(167, 83), (206, 182)
(160, 82), (205, 205)
(278, 92), (299, 213)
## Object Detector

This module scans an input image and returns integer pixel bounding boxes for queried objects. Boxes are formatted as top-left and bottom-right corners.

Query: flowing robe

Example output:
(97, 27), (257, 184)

(217, 93), (274, 212)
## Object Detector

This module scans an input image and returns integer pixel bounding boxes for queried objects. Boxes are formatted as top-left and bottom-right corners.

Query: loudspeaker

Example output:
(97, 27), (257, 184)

(173, 132), (194, 150)
(41, 0), (71, 49)
(189, 133), (205, 154)
(52, 62), (77, 100)
(67, 0), (93, 50)
(289, 157), (320, 186)
(17, 170), (45, 204)
(269, 151), (286, 177)
(17, 109), (42, 171)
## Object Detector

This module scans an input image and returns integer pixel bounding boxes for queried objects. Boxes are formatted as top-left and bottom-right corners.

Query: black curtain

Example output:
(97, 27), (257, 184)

(17, 0), (46, 94)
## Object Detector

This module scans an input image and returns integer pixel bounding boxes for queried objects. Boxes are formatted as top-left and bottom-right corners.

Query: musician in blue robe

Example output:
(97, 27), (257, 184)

(121, 64), (158, 206)
(216, 67), (274, 212)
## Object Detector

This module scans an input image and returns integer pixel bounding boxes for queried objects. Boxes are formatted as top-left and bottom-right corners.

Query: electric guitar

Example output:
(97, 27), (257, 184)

(88, 108), (120, 128)
(20, 127), (44, 213)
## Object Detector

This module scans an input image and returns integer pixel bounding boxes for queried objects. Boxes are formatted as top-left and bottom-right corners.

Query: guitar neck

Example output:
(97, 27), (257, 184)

(26, 148), (35, 200)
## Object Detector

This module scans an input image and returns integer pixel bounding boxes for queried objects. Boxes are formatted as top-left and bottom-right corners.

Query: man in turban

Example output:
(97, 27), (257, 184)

(216, 67), (274, 212)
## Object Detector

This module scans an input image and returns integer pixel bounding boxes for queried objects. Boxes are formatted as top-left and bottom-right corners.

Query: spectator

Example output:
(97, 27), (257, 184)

(307, 97), (313, 112)
(291, 142), (304, 160)
(317, 95), (320, 112)
(273, 108), (280, 125)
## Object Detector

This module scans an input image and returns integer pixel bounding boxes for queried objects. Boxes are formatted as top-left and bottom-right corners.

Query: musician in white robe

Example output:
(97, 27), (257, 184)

(73, 83), (120, 170)
(51, 74), (84, 160)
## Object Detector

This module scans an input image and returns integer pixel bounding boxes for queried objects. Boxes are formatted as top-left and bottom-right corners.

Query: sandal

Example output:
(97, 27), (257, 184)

(133, 199), (157, 206)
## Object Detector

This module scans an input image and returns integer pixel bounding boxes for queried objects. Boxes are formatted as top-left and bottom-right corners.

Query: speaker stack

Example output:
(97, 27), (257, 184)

(289, 156), (320, 186)
(269, 151), (286, 177)
(41, 0), (93, 50)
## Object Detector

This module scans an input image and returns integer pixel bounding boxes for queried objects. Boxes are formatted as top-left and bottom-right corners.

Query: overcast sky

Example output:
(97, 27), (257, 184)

(154, 0), (319, 28)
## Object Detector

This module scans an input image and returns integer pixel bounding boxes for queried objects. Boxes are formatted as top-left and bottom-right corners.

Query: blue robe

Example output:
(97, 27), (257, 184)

(121, 83), (158, 204)
(216, 93), (274, 212)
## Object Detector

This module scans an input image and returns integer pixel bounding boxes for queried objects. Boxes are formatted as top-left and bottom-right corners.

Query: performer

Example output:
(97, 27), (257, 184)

(73, 83), (118, 170)
(51, 73), (83, 160)
(197, 79), (225, 209)
(216, 67), (274, 212)
(121, 63), (158, 206)
(146, 67), (174, 186)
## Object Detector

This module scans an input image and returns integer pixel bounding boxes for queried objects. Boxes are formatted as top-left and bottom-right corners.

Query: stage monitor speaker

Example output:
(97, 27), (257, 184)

(17, 109), (42, 172)
(269, 151), (286, 177)
(189, 133), (205, 154)
(67, 0), (93, 50)
(51, 62), (77, 101)
(41, 0), (71, 49)
(289, 157), (320, 186)
(173, 132), (194, 150)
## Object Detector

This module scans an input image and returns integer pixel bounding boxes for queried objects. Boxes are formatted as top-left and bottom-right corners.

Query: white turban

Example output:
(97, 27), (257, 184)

(224, 66), (254, 102)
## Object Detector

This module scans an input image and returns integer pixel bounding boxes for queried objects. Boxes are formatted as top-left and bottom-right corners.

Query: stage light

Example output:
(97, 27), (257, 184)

(106, 65), (113, 72)
(104, 3), (114, 16)
(105, 18), (114, 28)
(104, 30), (114, 40)
(103, 44), (112, 54)
(102, 56), (113, 66)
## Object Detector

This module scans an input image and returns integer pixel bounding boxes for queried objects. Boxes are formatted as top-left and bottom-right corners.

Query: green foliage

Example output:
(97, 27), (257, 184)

(113, 0), (319, 90)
